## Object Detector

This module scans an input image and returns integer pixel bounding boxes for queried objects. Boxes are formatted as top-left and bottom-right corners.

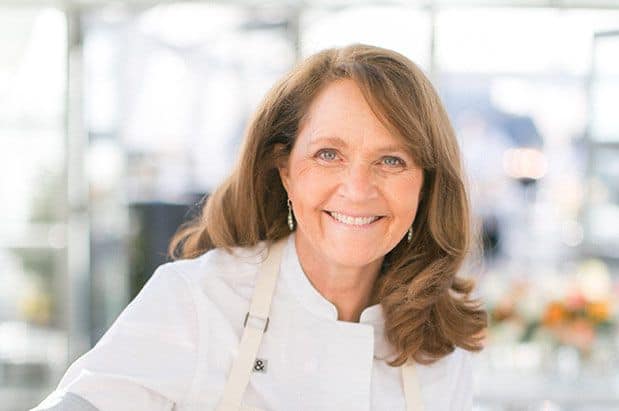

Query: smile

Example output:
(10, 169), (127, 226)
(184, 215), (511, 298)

(325, 211), (384, 226)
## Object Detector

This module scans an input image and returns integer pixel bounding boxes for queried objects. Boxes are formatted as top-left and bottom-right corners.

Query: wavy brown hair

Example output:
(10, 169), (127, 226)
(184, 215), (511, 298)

(168, 43), (487, 366)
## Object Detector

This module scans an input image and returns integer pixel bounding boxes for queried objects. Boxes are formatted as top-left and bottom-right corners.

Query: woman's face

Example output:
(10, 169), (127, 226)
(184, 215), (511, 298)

(278, 79), (424, 270)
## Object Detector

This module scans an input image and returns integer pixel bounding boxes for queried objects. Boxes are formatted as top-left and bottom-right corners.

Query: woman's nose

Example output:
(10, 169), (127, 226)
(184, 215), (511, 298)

(340, 162), (379, 201)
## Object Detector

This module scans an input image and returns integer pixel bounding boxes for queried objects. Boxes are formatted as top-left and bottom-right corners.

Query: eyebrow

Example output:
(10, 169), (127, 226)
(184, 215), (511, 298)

(308, 136), (410, 155)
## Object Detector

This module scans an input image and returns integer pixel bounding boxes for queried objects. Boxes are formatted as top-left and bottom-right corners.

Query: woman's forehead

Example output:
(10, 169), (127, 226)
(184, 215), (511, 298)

(303, 80), (382, 126)
(298, 110), (404, 150)
(302, 80), (415, 138)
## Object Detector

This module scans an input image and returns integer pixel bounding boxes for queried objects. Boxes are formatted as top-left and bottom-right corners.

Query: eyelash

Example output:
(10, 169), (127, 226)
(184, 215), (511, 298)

(315, 149), (406, 167)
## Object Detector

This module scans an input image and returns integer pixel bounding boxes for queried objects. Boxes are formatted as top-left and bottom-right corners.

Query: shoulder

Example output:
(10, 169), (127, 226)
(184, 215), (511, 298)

(159, 240), (270, 291)
(448, 347), (473, 377)
(432, 347), (472, 383)
(444, 347), (474, 409)
(416, 347), (474, 409)
(417, 347), (473, 388)
(447, 347), (474, 409)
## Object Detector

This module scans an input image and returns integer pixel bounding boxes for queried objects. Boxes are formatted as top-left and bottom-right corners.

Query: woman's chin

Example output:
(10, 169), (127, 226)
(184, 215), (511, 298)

(321, 246), (383, 270)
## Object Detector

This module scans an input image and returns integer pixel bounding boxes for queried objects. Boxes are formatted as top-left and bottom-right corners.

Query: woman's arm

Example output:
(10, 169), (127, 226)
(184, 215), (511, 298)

(31, 263), (200, 411)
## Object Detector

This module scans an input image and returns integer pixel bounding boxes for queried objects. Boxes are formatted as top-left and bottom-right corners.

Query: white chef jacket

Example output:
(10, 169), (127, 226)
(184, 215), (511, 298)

(33, 232), (473, 411)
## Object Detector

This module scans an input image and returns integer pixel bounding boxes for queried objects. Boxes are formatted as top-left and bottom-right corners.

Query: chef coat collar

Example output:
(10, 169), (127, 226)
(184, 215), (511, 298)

(281, 232), (385, 327)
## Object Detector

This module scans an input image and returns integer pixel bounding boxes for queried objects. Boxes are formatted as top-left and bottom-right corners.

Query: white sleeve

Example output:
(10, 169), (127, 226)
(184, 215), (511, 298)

(448, 348), (473, 411)
(32, 263), (200, 411)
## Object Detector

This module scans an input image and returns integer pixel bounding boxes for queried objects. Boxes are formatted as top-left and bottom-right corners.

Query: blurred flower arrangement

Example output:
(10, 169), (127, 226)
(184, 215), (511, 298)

(484, 259), (618, 361)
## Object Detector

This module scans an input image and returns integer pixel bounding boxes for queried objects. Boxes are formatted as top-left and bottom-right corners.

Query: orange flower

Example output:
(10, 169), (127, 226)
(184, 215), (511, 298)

(585, 301), (610, 323)
(542, 301), (565, 326)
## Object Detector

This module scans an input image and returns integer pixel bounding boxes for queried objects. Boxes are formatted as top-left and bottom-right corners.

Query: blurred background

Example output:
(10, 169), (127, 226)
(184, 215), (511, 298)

(0, 0), (618, 410)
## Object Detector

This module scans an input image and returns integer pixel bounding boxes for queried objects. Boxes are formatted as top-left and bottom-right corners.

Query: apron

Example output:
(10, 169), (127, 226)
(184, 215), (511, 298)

(215, 237), (425, 411)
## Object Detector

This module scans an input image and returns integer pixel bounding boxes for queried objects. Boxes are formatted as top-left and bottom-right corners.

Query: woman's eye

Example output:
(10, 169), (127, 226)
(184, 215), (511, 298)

(382, 156), (405, 167)
(316, 149), (338, 161)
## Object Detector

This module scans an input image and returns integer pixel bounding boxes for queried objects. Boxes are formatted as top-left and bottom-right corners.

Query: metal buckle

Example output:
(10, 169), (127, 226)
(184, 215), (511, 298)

(243, 312), (269, 332)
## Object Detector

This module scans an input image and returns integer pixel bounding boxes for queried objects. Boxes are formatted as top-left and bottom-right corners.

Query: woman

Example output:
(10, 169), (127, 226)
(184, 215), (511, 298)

(34, 43), (487, 411)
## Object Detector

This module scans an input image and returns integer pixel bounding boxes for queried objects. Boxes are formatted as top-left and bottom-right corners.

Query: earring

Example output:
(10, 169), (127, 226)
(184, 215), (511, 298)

(407, 226), (413, 243)
(287, 198), (294, 231)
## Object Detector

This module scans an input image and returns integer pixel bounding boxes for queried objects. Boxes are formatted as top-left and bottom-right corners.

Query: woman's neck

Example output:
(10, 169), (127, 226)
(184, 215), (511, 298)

(294, 233), (383, 322)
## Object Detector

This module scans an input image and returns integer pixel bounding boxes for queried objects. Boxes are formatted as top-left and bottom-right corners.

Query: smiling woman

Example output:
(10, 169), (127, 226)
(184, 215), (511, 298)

(34, 44), (487, 411)
(172, 44), (487, 365)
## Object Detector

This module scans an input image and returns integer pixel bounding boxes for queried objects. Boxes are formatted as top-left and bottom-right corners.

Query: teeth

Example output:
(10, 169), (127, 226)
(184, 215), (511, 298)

(330, 212), (380, 226)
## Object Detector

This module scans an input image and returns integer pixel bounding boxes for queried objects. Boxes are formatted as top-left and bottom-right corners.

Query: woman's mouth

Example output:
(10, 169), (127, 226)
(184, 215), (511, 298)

(324, 211), (384, 227)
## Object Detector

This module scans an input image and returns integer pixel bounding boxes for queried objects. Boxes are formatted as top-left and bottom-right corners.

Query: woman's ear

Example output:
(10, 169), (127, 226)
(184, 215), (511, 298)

(274, 143), (290, 193)
(279, 169), (290, 194)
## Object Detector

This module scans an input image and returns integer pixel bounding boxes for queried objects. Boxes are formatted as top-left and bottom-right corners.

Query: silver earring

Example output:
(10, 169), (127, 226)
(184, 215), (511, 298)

(287, 198), (294, 231)
(407, 226), (413, 243)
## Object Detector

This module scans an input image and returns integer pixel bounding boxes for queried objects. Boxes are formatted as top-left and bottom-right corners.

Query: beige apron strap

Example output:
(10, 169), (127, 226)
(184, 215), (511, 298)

(402, 359), (425, 411)
(215, 237), (287, 411)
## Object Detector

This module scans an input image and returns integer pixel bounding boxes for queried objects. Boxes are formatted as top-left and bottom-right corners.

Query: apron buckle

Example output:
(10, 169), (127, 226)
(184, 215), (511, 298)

(243, 311), (269, 332)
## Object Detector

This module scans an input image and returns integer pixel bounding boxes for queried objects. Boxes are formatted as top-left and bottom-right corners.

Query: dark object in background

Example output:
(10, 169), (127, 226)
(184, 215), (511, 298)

(481, 214), (502, 260)
(128, 194), (206, 300)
